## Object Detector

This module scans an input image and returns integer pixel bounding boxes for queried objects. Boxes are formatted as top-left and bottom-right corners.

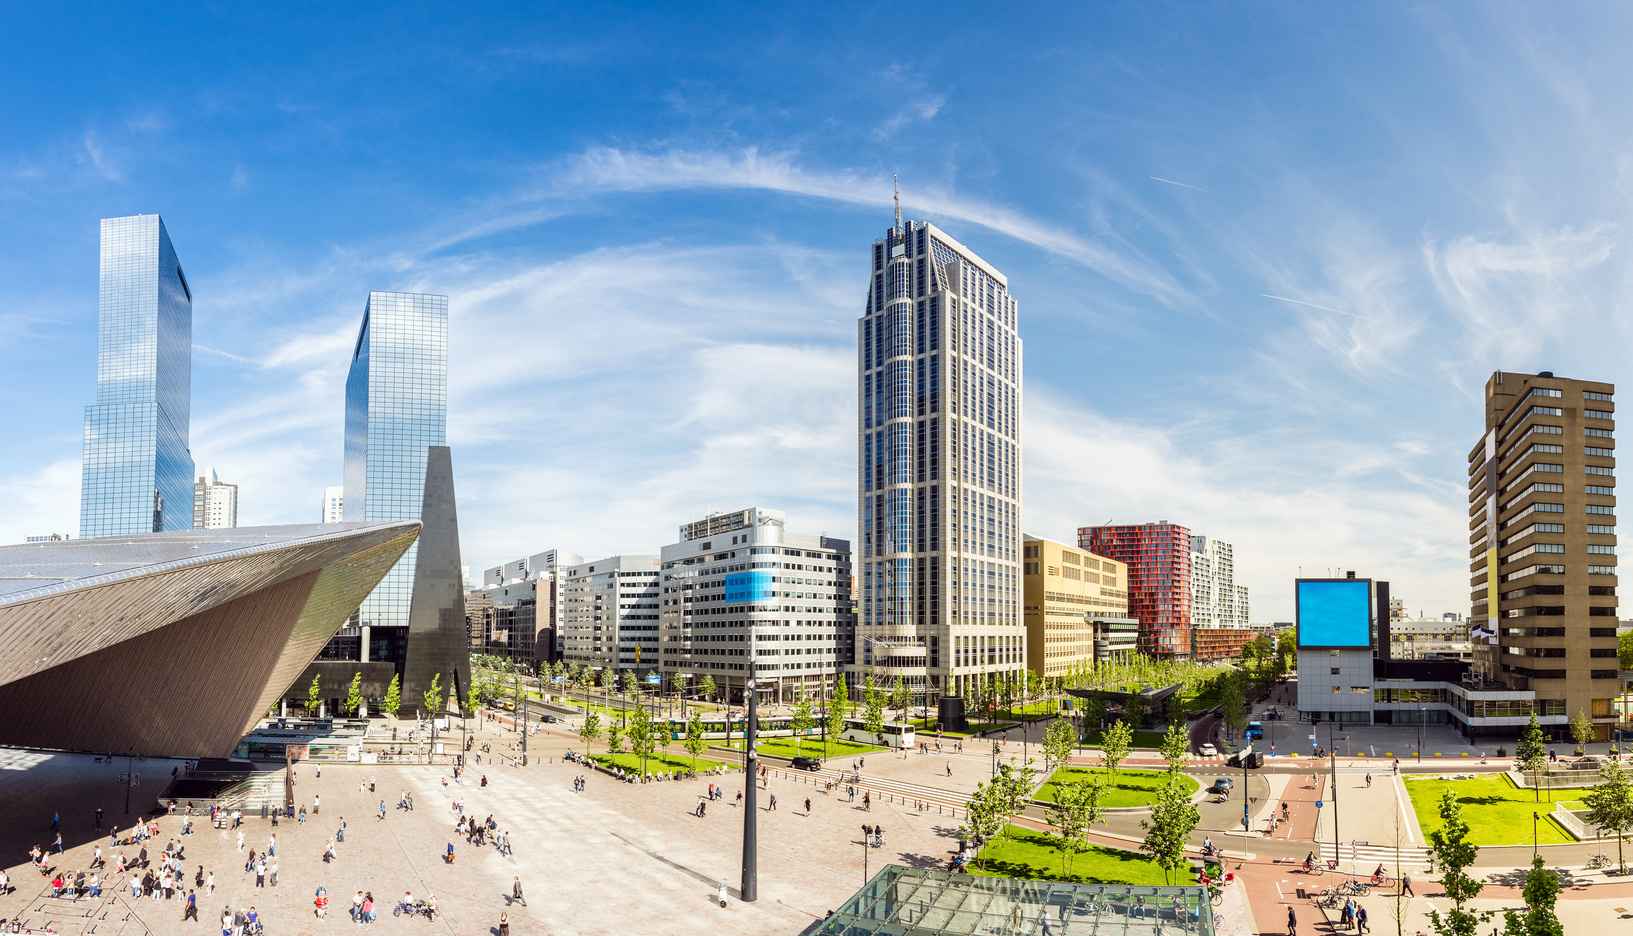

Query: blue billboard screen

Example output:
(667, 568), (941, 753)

(1296, 579), (1371, 648)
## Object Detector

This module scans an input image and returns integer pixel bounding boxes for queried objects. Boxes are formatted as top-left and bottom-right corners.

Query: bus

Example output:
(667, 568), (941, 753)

(840, 718), (915, 750)
(1245, 721), (1263, 741)
(664, 715), (915, 748)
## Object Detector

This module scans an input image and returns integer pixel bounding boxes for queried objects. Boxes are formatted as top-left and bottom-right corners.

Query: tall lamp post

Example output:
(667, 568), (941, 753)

(1532, 810), (1539, 861)
(741, 660), (759, 903)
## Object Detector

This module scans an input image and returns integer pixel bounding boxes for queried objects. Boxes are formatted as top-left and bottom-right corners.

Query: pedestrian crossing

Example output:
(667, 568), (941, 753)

(1311, 840), (1431, 870)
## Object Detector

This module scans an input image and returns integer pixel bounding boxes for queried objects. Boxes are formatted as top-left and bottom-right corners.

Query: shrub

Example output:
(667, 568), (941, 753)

(1496, 747), (1507, 758)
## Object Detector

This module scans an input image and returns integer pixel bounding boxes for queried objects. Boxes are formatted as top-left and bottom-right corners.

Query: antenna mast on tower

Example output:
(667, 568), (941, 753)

(893, 174), (902, 233)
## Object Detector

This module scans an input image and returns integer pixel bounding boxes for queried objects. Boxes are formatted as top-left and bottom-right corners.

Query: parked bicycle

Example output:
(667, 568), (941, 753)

(1586, 853), (1611, 870)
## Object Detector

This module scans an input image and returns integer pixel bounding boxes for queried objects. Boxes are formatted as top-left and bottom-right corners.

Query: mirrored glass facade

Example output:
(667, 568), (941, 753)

(344, 291), (448, 632)
(80, 214), (194, 538)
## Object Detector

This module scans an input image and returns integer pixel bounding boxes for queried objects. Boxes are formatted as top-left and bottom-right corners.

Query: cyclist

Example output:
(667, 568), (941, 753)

(1302, 852), (1316, 873)
(1372, 863), (1388, 884)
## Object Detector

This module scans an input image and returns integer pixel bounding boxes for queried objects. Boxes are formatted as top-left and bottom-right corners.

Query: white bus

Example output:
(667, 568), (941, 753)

(840, 718), (916, 749)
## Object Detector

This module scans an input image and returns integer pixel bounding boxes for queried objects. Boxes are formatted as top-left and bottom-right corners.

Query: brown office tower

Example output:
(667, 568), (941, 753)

(1470, 371), (1619, 742)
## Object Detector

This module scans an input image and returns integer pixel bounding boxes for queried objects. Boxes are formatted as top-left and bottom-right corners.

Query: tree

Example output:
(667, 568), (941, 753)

(306, 673), (323, 715)
(1220, 670), (1247, 743)
(825, 675), (847, 757)
(1140, 776), (1201, 884)
(1042, 718), (1077, 774)
(599, 667), (614, 694)
(966, 676), (985, 721)
(622, 669), (639, 699)
(464, 681), (478, 717)
(1582, 760), (1633, 874)
(1426, 788), (1495, 936)
(1046, 776), (1106, 876)
(1085, 693), (1107, 732)
(1164, 691), (1184, 728)
(627, 704), (656, 776)
(790, 692), (814, 752)
(1159, 721), (1190, 777)
(1620, 629), (1633, 670)
(343, 672), (363, 717)
(423, 674), (443, 717)
(863, 674), (886, 746)
(1570, 708), (1593, 755)
(381, 673), (402, 719)
(1499, 855), (1563, 936)
(606, 721), (624, 755)
(957, 780), (1007, 871)
(699, 673), (717, 703)
(683, 711), (706, 770)
(1515, 713), (1548, 802)
(890, 674), (908, 724)
(992, 758), (1037, 841)
(1099, 719), (1133, 780)
(579, 711), (602, 748)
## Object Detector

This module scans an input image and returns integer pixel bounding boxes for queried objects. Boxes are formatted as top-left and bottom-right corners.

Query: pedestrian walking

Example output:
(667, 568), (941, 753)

(338, 817), (346, 842)
(499, 912), (510, 936)
(804, 797), (812, 815)
(95, 807), (103, 830)
(235, 831), (243, 852)
(863, 792), (871, 811)
(769, 793), (777, 811)
(511, 876), (526, 907)
(269, 858), (278, 887)
(1287, 905), (1297, 935)
(207, 871), (215, 896)
(313, 794), (320, 815)
(254, 857), (265, 888)
(1356, 905), (1369, 934)
(183, 888), (198, 921)
(1401, 873), (1413, 896)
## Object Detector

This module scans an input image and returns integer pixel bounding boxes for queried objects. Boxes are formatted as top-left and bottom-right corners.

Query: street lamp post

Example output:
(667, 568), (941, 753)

(1532, 810), (1539, 861)
(741, 660), (759, 903)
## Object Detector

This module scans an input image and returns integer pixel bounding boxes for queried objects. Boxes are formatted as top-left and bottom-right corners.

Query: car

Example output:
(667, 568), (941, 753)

(1211, 706), (1224, 717)
(1207, 777), (1234, 794)
(540, 714), (559, 723)
(791, 756), (823, 771)
(1198, 743), (1218, 757)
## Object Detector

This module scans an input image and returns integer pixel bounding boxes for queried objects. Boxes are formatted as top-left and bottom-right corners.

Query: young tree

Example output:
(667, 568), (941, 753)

(1085, 693), (1107, 732)
(1582, 760), (1633, 874)
(1620, 629), (1633, 670)
(698, 673), (717, 704)
(825, 675), (848, 757)
(1159, 721), (1190, 777)
(1164, 691), (1184, 728)
(627, 704), (656, 776)
(1570, 708), (1594, 756)
(579, 711), (603, 748)
(306, 673), (323, 715)
(606, 721), (624, 756)
(1515, 713), (1548, 802)
(1499, 855), (1563, 936)
(343, 672), (363, 717)
(966, 677), (985, 722)
(423, 674), (443, 718)
(957, 780), (1007, 871)
(1220, 670), (1247, 743)
(1099, 719), (1133, 780)
(381, 673), (402, 719)
(464, 681), (478, 717)
(790, 691), (815, 752)
(1042, 718), (1077, 775)
(1046, 776), (1106, 876)
(992, 757), (1037, 841)
(1426, 788), (1495, 936)
(863, 675), (887, 746)
(1140, 776), (1202, 884)
(683, 711), (706, 771)
(623, 669), (639, 699)
(890, 674), (909, 724)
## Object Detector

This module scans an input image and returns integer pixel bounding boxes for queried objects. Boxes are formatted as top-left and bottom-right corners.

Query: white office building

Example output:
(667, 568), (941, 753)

(322, 485), (344, 523)
(482, 548), (583, 662)
(859, 206), (1024, 702)
(1190, 535), (1249, 628)
(561, 554), (661, 678)
(658, 508), (854, 704)
(192, 468), (238, 529)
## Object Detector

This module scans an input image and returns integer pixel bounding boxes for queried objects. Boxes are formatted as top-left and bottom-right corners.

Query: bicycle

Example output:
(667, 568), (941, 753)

(1370, 872), (1394, 888)
(1300, 860), (1325, 876)
(1337, 880), (1370, 897)
(1585, 853), (1610, 870)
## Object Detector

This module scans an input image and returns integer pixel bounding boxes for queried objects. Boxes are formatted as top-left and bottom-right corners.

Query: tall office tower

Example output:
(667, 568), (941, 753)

(322, 485), (344, 523)
(1189, 535), (1249, 627)
(1078, 522), (1194, 659)
(80, 214), (194, 538)
(1022, 535), (1132, 677)
(560, 554), (661, 678)
(658, 508), (854, 703)
(482, 549), (583, 662)
(301, 292), (468, 711)
(192, 468), (239, 529)
(1470, 370), (1619, 742)
(858, 206), (1024, 702)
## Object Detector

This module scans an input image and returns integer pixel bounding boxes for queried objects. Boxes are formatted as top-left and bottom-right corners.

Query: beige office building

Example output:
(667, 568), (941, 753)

(1022, 535), (1130, 678)
(1470, 370), (1619, 741)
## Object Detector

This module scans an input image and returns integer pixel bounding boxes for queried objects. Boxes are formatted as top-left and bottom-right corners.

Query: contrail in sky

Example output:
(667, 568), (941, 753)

(1149, 176), (1219, 195)
(1260, 293), (1389, 324)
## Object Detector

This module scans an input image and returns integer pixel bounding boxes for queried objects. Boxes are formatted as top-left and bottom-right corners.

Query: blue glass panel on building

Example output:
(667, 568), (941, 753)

(723, 569), (773, 603)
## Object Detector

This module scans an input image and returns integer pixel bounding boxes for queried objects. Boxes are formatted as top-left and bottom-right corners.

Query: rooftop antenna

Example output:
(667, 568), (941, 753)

(893, 175), (902, 233)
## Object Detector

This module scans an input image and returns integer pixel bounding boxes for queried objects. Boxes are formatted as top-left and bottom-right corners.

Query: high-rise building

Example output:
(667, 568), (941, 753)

(659, 508), (854, 702)
(192, 468), (238, 529)
(858, 209), (1024, 702)
(1022, 535), (1132, 677)
(322, 485), (344, 523)
(1470, 370), (1619, 741)
(303, 292), (468, 709)
(561, 554), (661, 678)
(1190, 535), (1249, 628)
(1078, 522), (1193, 659)
(482, 548), (582, 662)
(80, 214), (194, 538)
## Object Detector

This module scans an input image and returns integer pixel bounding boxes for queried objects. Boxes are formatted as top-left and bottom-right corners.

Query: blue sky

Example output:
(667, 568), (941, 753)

(3, 3), (1631, 621)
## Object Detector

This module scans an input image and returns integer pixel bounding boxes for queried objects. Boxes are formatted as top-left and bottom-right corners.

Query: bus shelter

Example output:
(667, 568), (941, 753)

(818, 865), (1214, 936)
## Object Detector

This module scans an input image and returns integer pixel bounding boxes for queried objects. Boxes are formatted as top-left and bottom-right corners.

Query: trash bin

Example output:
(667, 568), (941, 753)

(260, 804), (269, 819)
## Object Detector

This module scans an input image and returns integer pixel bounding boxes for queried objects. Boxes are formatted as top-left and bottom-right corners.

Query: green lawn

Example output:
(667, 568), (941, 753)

(1082, 729), (1170, 750)
(1034, 767), (1199, 808)
(1404, 773), (1575, 846)
(719, 737), (885, 759)
(973, 825), (1174, 885)
(590, 751), (738, 776)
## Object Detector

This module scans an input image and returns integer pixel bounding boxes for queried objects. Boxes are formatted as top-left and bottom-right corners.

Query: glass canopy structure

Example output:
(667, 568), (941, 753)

(819, 866), (1214, 936)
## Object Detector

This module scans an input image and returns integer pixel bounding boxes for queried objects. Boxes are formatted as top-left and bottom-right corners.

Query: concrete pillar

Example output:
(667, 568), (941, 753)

(361, 625), (371, 662)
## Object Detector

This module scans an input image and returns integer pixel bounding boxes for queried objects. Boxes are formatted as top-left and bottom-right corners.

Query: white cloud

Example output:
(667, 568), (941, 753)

(0, 459), (82, 543)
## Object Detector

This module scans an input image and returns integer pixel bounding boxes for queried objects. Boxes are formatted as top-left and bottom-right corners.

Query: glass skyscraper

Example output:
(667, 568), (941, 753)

(343, 291), (448, 643)
(80, 214), (195, 538)
(858, 211), (1024, 703)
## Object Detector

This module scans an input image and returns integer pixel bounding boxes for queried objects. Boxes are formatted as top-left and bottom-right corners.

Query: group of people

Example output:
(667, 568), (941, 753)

(861, 823), (885, 848)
